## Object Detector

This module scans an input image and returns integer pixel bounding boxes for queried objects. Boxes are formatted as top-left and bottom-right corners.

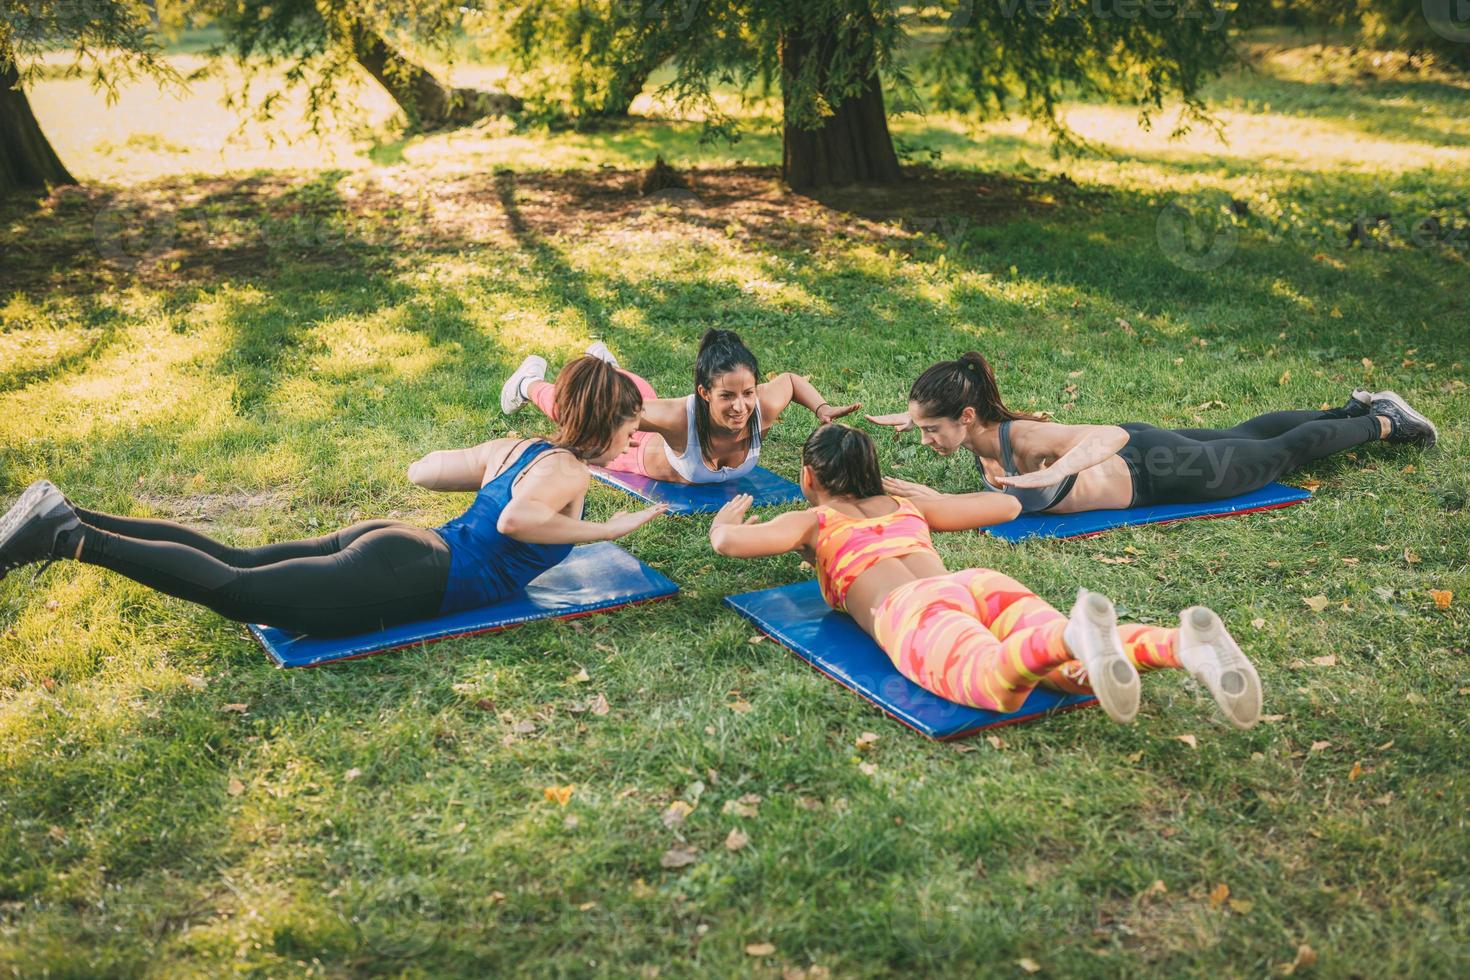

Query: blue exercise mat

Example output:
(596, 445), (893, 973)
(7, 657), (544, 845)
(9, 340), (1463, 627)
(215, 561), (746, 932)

(985, 482), (1312, 543)
(250, 542), (678, 669)
(591, 465), (804, 515)
(725, 580), (1095, 740)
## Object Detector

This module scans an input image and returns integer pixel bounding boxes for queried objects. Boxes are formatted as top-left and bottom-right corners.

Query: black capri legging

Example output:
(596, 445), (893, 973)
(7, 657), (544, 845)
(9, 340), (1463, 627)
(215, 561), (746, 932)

(74, 509), (450, 636)
(1119, 406), (1381, 507)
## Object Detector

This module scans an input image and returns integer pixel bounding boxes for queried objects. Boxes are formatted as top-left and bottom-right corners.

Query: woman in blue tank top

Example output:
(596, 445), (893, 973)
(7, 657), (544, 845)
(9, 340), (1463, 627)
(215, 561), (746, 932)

(0, 359), (666, 637)
(500, 329), (862, 485)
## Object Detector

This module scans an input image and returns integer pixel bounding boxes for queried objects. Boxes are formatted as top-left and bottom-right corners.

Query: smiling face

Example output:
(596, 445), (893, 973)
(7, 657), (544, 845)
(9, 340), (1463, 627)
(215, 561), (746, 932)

(590, 411), (644, 467)
(698, 366), (759, 433)
(908, 400), (975, 456)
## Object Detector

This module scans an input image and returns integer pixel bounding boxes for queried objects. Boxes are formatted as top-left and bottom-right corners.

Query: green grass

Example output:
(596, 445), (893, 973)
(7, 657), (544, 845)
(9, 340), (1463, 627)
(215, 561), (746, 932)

(3, 38), (1469, 978)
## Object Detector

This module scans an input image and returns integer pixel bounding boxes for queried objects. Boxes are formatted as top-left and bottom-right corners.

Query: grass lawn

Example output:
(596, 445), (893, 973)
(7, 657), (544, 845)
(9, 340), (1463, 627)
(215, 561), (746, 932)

(2, 35), (1468, 978)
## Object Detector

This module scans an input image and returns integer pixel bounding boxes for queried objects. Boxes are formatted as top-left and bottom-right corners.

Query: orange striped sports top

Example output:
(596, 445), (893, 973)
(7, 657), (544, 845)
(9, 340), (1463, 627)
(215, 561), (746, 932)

(814, 496), (938, 611)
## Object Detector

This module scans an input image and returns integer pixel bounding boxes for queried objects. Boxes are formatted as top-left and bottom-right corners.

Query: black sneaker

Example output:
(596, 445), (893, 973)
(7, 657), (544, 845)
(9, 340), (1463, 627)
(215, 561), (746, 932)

(0, 480), (81, 583)
(1370, 390), (1438, 448)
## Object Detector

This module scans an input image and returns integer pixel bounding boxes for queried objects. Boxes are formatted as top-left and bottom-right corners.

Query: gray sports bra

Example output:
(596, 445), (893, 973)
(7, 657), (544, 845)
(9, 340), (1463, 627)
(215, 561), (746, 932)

(975, 420), (1078, 514)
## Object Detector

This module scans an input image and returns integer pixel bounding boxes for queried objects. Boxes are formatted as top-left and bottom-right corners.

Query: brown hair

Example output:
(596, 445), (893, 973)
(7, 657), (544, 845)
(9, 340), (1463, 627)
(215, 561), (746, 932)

(551, 356), (643, 460)
(908, 351), (1031, 424)
(803, 424), (884, 500)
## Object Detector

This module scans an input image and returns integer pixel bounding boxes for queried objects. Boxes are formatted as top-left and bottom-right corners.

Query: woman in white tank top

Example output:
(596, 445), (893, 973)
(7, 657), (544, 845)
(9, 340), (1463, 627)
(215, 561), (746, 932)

(502, 329), (859, 485)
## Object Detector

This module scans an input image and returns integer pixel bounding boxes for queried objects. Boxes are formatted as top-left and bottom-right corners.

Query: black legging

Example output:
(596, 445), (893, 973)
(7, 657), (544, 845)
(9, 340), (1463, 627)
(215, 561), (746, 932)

(74, 509), (450, 636)
(1119, 407), (1381, 506)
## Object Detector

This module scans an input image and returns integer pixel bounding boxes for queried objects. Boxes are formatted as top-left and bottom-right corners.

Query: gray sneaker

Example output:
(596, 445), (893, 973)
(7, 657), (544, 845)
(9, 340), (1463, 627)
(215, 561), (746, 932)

(500, 355), (548, 414)
(1369, 390), (1437, 448)
(1341, 389), (1372, 417)
(0, 480), (80, 582)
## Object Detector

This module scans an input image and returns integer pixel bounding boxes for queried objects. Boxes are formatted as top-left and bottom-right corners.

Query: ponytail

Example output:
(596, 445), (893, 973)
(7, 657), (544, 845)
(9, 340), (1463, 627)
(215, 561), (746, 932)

(694, 328), (760, 452)
(908, 351), (1030, 424)
(551, 356), (643, 460)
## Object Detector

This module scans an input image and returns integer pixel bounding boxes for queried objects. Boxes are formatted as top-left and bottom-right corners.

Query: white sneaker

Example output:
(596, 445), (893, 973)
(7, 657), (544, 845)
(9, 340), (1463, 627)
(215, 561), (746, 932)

(500, 355), (547, 414)
(586, 341), (620, 369)
(1177, 606), (1262, 730)
(1063, 588), (1140, 724)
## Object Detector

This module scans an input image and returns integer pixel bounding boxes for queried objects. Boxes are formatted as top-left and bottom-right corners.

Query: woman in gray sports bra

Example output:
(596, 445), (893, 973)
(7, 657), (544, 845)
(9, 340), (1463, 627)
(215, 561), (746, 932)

(869, 352), (1436, 515)
(503, 329), (860, 485)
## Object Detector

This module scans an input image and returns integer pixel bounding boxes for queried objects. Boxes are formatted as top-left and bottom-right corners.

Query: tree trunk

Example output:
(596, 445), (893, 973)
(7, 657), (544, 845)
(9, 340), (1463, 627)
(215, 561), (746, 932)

(353, 32), (521, 129)
(1, 60), (76, 196)
(780, 31), (902, 189)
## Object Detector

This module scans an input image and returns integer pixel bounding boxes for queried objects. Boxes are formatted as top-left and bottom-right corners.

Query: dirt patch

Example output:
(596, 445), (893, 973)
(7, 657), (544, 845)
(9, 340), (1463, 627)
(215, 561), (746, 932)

(0, 164), (1083, 295)
(132, 490), (289, 524)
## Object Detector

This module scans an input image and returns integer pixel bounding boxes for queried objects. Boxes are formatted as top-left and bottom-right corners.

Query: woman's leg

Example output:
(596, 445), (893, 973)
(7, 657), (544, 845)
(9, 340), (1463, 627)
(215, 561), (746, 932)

(73, 521), (450, 635)
(871, 575), (1077, 712)
(1169, 405), (1361, 442)
(529, 368), (659, 476)
(1126, 416), (1381, 504)
(73, 509), (402, 568)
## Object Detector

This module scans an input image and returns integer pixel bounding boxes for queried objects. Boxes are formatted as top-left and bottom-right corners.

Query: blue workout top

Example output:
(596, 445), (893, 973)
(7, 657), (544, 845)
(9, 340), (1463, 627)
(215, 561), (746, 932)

(434, 441), (575, 613)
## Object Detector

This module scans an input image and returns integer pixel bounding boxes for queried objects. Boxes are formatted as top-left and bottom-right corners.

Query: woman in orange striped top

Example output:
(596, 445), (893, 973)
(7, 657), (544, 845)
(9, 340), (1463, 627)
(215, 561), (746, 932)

(710, 424), (1262, 728)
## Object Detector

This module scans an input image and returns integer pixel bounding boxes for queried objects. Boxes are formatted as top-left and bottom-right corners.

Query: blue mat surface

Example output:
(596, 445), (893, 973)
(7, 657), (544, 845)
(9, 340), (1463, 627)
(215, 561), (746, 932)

(591, 465), (804, 514)
(985, 482), (1311, 543)
(725, 580), (1095, 740)
(251, 542), (678, 669)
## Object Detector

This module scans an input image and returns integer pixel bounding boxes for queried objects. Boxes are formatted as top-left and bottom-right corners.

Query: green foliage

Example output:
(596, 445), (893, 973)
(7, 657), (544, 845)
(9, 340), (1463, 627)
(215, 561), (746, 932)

(1, 0), (182, 97)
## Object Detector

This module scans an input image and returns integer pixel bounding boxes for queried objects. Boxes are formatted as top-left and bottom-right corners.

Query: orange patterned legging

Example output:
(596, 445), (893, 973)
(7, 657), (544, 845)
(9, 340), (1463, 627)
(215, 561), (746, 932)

(870, 568), (1179, 712)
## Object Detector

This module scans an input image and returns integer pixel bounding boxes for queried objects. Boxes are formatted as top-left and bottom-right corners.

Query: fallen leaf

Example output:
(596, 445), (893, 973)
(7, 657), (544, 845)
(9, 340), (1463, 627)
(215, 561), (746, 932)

(1430, 589), (1453, 610)
(1373, 792), (1395, 806)
(722, 796), (761, 818)
(568, 667), (591, 684)
(662, 800), (694, 828)
(725, 828), (750, 851)
(1260, 714), (1286, 723)
(986, 735), (1007, 751)
(855, 731), (880, 751)
(1142, 879), (1168, 898)
(858, 761), (878, 776)
(745, 942), (776, 957)
(184, 674), (208, 691)
(1125, 751), (1145, 763)
(1402, 464), (1416, 474)
(1310, 740), (1330, 753)
(1303, 595), (1330, 612)
(729, 700), (753, 714)
(1278, 369), (1291, 386)
(1208, 883), (1230, 907)
(1339, 557), (1359, 565)
(747, 634), (765, 645)
(1311, 655), (1337, 667)
(1361, 357), (1373, 369)
(1176, 734), (1198, 749)
(795, 797), (823, 811)
(590, 693), (609, 716)
(1375, 740), (1395, 751)
(227, 778), (245, 797)
(1229, 898), (1255, 915)
(1018, 957), (1042, 973)
(221, 703), (249, 713)
(475, 698), (497, 712)
(344, 768), (362, 781)
(1348, 761), (1364, 781)
(513, 720), (538, 735)
(543, 784), (574, 807)
(48, 825), (65, 842)
(1403, 549), (1420, 564)
(660, 845), (698, 869)
(1251, 618), (1266, 629)
(1280, 943), (1317, 975)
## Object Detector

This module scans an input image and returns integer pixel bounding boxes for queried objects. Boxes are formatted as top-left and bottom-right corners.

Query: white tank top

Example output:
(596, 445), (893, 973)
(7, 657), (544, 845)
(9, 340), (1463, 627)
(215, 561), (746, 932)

(662, 394), (762, 483)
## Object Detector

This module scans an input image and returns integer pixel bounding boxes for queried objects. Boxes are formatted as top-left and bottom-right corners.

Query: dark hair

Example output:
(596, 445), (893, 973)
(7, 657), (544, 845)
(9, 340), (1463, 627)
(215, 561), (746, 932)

(802, 424), (885, 500)
(908, 351), (1030, 424)
(552, 356), (643, 460)
(694, 329), (760, 453)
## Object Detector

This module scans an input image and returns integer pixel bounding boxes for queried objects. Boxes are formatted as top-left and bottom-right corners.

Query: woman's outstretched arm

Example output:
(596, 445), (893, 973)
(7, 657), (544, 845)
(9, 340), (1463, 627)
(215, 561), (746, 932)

(989, 424), (1129, 489)
(757, 373), (860, 426)
(407, 442), (498, 492)
(909, 491), (1023, 532)
(498, 456), (667, 544)
(708, 494), (818, 558)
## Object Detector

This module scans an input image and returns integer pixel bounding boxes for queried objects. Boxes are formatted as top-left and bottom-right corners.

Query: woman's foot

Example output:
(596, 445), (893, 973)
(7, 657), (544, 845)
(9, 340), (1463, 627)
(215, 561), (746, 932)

(1177, 606), (1262, 730)
(0, 481), (81, 582)
(1063, 588), (1140, 724)
(585, 341), (620, 369)
(500, 355), (548, 414)
(1369, 390), (1438, 448)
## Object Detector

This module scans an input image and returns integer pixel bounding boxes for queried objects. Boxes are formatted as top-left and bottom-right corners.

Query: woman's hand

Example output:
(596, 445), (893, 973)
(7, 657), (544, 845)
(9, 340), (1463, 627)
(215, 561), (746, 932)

(816, 402), (862, 424)
(865, 412), (915, 433)
(990, 466), (1068, 490)
(601, 503), (669, 539)
(712, 493), (758, 528)
(882, 476), (940, 499)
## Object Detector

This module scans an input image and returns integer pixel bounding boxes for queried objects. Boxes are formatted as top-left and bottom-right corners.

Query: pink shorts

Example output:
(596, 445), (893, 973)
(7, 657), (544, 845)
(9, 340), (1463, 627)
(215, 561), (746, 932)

(530, 367), (656, 477)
